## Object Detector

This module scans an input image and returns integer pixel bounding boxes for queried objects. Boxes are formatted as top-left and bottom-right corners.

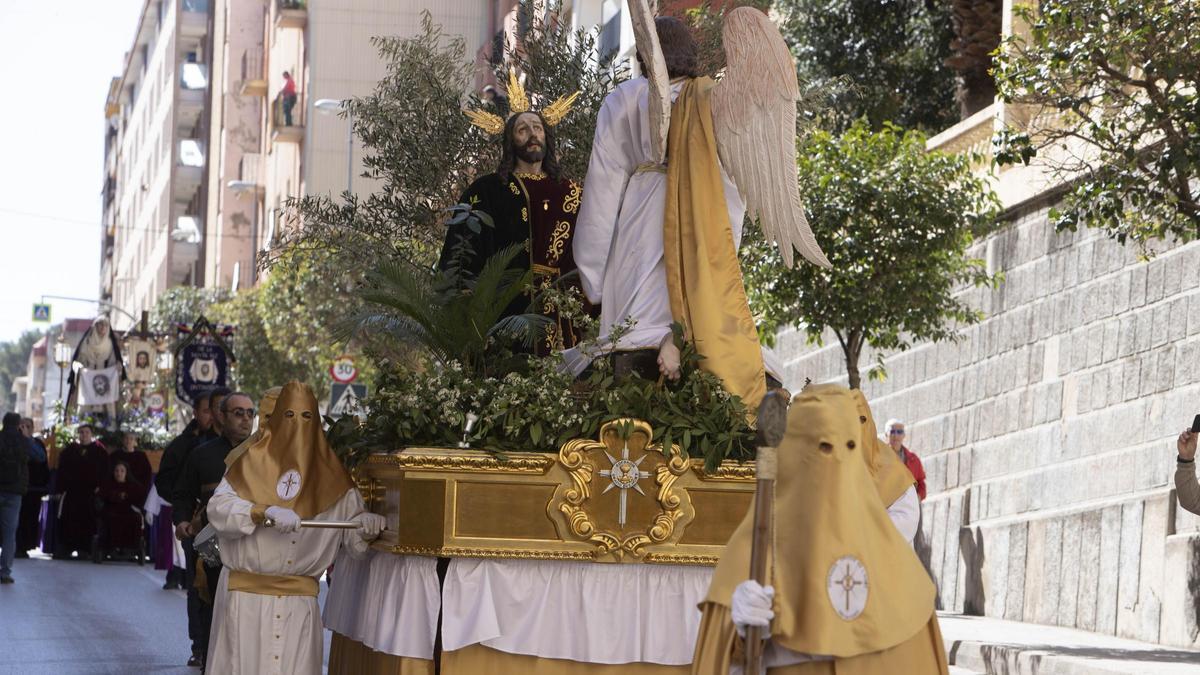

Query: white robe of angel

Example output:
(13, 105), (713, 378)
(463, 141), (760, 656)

(569, 77), (787, 384)
(205, 479), (371, 675)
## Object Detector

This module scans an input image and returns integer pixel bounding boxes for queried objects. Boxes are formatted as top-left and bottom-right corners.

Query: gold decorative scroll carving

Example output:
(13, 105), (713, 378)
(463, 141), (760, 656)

(357, 427), (756, 565)
(547, 419), (696, 563)
(364, 451), (555, 475)
(387, 545), (597, 561)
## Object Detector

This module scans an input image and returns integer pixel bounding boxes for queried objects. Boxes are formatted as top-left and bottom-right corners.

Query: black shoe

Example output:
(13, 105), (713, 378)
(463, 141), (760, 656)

(0, 576), (14, 584)
(186, 654), (203, 668)
(15, 550), (29, 559)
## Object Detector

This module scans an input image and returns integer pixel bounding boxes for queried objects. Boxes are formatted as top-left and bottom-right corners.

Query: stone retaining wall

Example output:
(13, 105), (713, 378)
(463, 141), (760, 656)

(774, 201), (1200, 647)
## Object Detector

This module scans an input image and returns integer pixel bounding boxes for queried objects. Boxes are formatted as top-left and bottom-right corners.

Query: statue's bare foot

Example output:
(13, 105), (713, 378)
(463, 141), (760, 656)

(657, 336), (682, 381)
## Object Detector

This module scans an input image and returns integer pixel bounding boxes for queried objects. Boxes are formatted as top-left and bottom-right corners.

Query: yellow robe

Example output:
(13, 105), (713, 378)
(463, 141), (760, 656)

(694, 386), (947, 674)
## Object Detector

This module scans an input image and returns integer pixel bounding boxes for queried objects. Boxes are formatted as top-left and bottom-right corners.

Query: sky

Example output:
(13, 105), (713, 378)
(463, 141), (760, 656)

(0, 0), (145, 342)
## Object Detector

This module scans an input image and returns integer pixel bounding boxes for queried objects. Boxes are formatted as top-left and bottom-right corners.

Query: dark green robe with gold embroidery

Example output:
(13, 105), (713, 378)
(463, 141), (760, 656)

(438, 172), (588, 355)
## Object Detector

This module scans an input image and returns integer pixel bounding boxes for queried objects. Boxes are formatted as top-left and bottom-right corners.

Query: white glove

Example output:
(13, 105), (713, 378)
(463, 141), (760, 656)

(354, 512), (387, 540)
(731, 580), (775, 638)
(265, 506), (301, 533)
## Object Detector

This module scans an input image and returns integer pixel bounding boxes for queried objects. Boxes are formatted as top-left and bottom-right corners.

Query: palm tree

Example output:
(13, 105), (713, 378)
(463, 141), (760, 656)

(946, 0), (1003, 118)
(346, 233), (549, 377)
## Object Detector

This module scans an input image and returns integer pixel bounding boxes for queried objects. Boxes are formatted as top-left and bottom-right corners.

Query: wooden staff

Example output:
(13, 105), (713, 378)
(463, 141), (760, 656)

(745, 390), (790, 674)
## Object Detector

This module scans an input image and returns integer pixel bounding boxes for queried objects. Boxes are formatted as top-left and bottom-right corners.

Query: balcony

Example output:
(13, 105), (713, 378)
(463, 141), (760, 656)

(926, 102), (996, 171)
(237, 153), (265, 193)
(271, 92), (304, 144)
(178, 62), (208, 127)
(175, 139), (205, 194)
(170, 216), (203, 284)
(240, 50), (267, 97)
(275, 0), (307, 29)
(181, 0), (210, 38)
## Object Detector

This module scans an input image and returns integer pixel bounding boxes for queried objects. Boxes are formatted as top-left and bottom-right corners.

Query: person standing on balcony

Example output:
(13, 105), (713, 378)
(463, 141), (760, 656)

(281, 71), (298, 126)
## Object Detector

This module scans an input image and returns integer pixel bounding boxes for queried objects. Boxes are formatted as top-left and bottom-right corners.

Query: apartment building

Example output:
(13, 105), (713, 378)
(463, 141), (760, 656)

(242, 0), (497, 256)
(203, 0), (267, 291)
(101, 0), (214, 331)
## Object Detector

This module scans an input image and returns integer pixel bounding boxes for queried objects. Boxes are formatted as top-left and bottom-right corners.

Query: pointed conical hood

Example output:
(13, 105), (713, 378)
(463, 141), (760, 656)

(705, 385), (934, 656)
(225, 381), (354, 518)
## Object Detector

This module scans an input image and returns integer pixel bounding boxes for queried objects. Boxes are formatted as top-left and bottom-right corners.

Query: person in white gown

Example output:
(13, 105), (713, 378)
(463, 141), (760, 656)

(205, 381), (386, 675)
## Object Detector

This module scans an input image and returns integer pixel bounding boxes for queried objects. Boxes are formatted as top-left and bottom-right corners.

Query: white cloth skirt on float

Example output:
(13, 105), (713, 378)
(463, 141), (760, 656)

(323, 551), (713, 665)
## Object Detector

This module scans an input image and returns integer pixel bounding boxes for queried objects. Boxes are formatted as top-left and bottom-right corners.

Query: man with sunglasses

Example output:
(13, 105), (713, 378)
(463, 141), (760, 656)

(886, 419), (927, 501)
(172, 391), (255, 669)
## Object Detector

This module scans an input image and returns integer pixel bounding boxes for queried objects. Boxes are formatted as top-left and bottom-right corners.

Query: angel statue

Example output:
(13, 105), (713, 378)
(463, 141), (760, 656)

(570, 5), (831, 413)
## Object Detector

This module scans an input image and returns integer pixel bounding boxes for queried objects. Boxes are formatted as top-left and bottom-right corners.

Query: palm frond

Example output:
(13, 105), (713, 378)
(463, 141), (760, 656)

(489, 313), (552, 349)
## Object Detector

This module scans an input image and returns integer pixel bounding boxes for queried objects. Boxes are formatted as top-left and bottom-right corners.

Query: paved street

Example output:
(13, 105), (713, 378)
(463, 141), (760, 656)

(0, 554), (193, 675)
(0, 553), (334, 675)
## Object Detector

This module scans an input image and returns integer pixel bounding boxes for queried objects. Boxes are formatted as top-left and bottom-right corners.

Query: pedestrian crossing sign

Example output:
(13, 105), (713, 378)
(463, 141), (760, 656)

(32, 304), (51, 322)
(329, 383), (368, 419)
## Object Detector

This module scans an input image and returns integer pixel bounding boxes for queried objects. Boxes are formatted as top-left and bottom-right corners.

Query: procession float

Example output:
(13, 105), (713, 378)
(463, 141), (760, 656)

(296, 2), (834, 672)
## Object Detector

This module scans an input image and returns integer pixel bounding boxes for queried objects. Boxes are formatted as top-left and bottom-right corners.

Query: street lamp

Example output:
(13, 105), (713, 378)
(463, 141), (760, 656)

(313, 98), (353, 195)
(53, 333), (73, 407)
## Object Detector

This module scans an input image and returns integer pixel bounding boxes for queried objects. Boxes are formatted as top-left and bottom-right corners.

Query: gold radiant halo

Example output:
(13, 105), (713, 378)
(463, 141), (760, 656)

(506, 68), (530, 114)
(464, 108), (505, 135)
(541, 91), (581, 126)
(463, 67), (579, 136)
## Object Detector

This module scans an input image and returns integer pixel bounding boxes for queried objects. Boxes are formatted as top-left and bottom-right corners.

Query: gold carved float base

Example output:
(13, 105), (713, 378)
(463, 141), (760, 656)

(359, 419), (756, 565)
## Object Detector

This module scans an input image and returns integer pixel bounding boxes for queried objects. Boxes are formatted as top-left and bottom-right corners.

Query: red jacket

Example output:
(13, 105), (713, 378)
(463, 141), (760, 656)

(899, 447), (927, 501)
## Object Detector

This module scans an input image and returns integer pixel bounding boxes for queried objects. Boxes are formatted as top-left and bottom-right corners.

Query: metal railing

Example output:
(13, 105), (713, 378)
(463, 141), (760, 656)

(241, 50), (264, 83)
(239, 153), (264, 186)
(272, 91), (303, 128)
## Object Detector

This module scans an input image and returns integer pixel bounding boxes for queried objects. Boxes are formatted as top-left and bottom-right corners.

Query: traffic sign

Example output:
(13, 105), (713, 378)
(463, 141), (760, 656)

(146, 391), (166, 413)
(330, 355), (358, 384)
(329, 383), (367, 418)
(32, 304), (51, 322)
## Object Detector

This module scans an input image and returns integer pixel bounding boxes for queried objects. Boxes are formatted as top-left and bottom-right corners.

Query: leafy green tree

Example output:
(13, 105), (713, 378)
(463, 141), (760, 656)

(775, 0), (958, 133)
(207, 290), (304, 401)
(993, 0), (1200, 248)
(0, 330), (44, 410)
(244, 248), (367, 400)
(148, 286), (230, 334)
(740, 120), (1001, 388)
(148, 260), (350, 402)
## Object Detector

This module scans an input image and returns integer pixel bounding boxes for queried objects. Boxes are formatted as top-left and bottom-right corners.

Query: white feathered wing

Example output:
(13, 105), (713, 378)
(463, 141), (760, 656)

(712, 7), (831, 269)
(629, 0), (670, 165)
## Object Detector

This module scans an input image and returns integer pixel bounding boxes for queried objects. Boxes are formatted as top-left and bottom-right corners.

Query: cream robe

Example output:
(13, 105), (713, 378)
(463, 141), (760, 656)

(572, 78), (746, 350)
(570, 77), (791, 384)
(206, 480), (371, 675)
